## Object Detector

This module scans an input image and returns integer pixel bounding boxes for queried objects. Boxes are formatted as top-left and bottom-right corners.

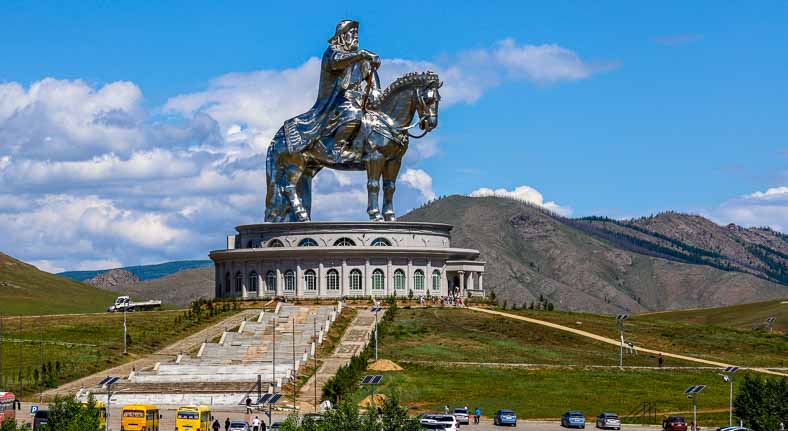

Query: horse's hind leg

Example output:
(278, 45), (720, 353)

(366, 148), (385, 221)
(282, 155), (309, 222)
(382, 157), (402, 221)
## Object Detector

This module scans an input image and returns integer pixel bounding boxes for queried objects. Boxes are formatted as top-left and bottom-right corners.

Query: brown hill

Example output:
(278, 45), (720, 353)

(0, 252), (118, 315)
(124, 267), (214, 307)
(85, 268), (140, 290)
(401, 195), (788, 313)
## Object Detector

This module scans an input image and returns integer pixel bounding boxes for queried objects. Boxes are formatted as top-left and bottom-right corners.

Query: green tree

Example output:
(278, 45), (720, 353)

(47, 395), (102, 431)
(0, 419), (32, 431)
(734, 374), (787, 431)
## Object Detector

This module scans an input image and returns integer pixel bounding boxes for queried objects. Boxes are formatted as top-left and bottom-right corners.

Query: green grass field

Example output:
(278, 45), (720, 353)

(0, 252), (119, 315)
(502, 307), (787, 368)
(640, 299), (787, 332)
(0, 305), (239, 396)
(356, 306), (786, 427)
(362, 365), (742, 423)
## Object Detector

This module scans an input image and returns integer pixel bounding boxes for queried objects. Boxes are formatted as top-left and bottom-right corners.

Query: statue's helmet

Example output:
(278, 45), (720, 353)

(328, 20), (359, 44)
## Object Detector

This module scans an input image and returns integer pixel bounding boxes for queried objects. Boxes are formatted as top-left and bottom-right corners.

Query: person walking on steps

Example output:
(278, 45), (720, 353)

(224, 417), (231, 431)
(212, 418), (221, 431)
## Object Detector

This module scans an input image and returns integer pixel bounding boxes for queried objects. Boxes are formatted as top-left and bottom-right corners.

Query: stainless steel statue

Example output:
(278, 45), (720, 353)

(265, 20), (442, 222)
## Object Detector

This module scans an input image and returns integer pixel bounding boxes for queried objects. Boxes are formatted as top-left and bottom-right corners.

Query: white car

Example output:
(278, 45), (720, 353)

(420, 414), (459, 431)
(228, 420), (249, 431)
(453, 407), (470, 425)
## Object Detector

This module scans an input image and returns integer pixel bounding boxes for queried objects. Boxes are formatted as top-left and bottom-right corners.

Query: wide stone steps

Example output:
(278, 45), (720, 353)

(91, 381), (269, 394)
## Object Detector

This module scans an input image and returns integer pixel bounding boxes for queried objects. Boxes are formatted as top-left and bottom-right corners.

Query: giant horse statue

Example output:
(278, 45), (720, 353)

(265, 71), (442, 222)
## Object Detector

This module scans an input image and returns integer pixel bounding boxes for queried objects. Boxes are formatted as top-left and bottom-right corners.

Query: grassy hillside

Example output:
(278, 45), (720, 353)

(0, 252), (118, 315)
(358, 306), (785, 426)
(126, 267), (215, 307)
(402, 195), (788, 313)
(641, 299), (787, 332)
(58, 259), (212, 282)
(0, 302), (240, 397)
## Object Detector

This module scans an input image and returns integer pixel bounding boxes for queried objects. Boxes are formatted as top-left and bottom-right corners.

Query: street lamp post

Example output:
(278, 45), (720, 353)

(616, 314), (629, 369)
(721, 367), (739, 426)
(123, 307), (128, 355)
(371, 305), (383, 362)
(684, 385), (705, 431)
(98, 376), (120, 431)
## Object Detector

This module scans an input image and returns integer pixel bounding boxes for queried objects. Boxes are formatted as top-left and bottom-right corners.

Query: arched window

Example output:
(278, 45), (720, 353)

(248, 271), (258, 293)
(414, 269), (424, 291)
(349, 269), (362, 291)
(370, 237), (392, 246)
(266, 271), (277, 291)
(372, 269), (385, 290)
(268, 239), (285, 248)
(394, 269), (405, 291)
(333, 237), (356, 247)
(327, 269), (340, 291)
(235, 271), (243, 293)
(304, 269), (317, 291)
(224, 272), (231, 294)
(298, 238), (318, 247)
(432, 270), (441, 293)
(284, 270), (295, 292)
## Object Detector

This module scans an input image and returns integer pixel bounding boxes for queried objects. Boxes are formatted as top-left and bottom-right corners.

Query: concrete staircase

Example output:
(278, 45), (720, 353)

(80, 303), (341, 406)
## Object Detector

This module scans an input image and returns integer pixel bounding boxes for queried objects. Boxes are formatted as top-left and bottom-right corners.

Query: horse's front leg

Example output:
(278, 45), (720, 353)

(382, 157), (402, 221)
(366, 148), (385, 222)
(281, 156), (309, 222)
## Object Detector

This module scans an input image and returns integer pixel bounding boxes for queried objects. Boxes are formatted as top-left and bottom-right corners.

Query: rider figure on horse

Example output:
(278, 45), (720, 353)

(282, 20), (381, 163)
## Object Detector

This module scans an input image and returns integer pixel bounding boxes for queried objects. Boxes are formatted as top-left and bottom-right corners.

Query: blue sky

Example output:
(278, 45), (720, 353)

(1, 1), (786, 271)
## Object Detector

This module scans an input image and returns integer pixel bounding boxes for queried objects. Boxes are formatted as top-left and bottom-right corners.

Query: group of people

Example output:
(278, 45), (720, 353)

(418, 295), (465, 307)
(211, 415), (264, 431)
(443, 404), (482, 424)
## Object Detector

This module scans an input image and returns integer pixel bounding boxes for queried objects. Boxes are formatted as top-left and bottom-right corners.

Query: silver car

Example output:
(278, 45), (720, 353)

(596, 413), (621, 430)
(228, 420), (250, 431)
(453, 407), (470, 425)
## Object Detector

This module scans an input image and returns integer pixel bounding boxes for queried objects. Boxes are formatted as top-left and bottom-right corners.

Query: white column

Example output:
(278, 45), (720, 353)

(478, 272), (484, 295)
(276, 266), (282, 297)
(458, 270), (465, 297)
(364, 259), (371, 297)
(318, 262), (324, 297)
(426, 259), (433, 297)
(387, 259), (393, 297)
(242, 261), (248, 299)
(296, 260), (303, 298)
(406, 258), (413, 295)
(341, 259), (348, 297)
(441, 268), (448, 296)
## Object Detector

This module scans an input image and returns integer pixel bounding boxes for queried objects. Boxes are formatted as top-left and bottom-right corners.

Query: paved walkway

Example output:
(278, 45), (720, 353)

(468, 307), (787, 377)
(298, 308), (377, 412)
(41, 309), (261, 397)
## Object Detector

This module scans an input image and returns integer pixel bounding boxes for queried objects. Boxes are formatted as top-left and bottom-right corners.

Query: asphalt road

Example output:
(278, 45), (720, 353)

(17, 402), (663, 431)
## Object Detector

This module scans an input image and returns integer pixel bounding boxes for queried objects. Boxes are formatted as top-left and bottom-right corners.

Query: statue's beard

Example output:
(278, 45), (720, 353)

(342, 36), (359, 51)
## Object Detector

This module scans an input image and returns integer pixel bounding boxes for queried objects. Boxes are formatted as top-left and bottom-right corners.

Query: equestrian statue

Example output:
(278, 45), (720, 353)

(265, 20), (442, 222)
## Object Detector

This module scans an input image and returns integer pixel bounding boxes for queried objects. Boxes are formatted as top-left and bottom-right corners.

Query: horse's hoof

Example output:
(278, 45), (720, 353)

(384, 212), (396, 222)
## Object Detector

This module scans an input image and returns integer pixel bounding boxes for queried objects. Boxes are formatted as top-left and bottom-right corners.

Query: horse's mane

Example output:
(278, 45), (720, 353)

(369, 71), (440, 110)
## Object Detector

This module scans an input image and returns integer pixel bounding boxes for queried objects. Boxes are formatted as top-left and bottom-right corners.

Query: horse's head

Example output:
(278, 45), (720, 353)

(415, 77), (442, 132)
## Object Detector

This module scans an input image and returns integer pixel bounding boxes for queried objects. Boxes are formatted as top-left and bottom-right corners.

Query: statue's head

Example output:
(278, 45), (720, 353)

(328, 20), (359, 51)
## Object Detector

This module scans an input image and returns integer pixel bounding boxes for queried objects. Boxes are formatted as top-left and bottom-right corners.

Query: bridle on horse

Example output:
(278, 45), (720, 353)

(399, 86), (438, 139)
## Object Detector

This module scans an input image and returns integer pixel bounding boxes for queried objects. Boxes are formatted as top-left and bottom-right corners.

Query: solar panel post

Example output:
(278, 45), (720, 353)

(721, 367), (738, 426)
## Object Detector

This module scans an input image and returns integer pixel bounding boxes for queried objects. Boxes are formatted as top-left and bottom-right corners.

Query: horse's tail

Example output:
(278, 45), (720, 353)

(264, 128), (284, 221)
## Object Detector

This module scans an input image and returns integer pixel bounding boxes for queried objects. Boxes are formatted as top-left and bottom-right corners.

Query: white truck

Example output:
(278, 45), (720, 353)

(107, 296), (162, 312)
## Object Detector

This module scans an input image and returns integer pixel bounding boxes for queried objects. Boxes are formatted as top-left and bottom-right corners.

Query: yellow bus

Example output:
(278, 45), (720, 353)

(175, 405), (212, 431)
(81, 401), (106, 430)
(121, 404), (160, 431)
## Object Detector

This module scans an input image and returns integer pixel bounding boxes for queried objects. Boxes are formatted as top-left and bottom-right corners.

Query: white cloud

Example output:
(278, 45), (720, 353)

(469, 185), (572, 216)
(400, 168), (436, 201)
(710, 186), (788, 232)
(0, 36), (606, 270)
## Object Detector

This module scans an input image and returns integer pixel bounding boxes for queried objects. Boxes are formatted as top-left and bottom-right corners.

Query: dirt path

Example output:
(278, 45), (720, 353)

(297, 308), (376, 412)
(41, 309), (261, 397)
(468, 307), (787, 377)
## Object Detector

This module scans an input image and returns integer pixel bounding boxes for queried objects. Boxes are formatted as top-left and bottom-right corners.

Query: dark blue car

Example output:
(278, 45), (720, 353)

(494, 409), (517, 426)
(562, 411), (586, 429)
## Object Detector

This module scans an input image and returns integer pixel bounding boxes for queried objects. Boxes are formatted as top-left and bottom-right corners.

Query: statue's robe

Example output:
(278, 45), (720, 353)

(283, 45), (379, 154)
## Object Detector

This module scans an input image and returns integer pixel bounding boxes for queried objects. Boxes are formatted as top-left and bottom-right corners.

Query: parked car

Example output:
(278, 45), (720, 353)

(228, 420), (250, 431)
(420, 414), (459, 431)
(596, 413), (621, 430)
(270, 422), (282, 430)
(562, 411), (586, 429)
(33, 410), (49, 431)
(453, 407), (470, 425)
(494, 409), (517, 426)
(663, 416), (687, 431)
(421, 424), (448, 431)
(716, 427), (753, 431)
